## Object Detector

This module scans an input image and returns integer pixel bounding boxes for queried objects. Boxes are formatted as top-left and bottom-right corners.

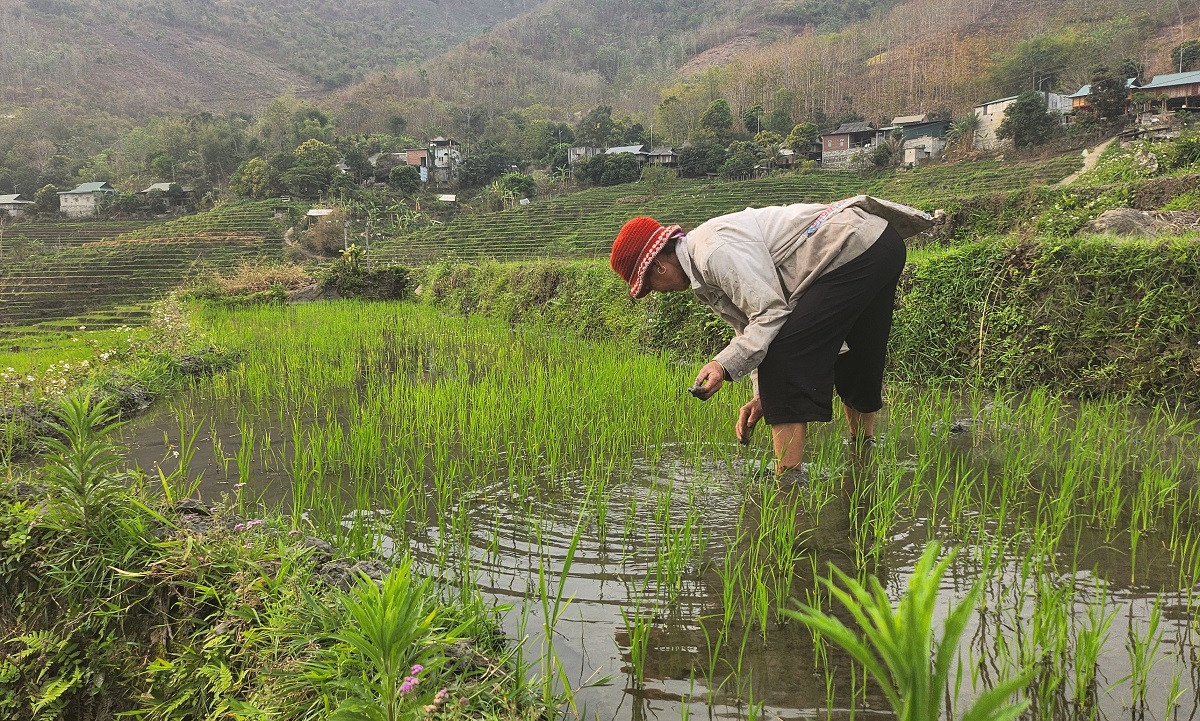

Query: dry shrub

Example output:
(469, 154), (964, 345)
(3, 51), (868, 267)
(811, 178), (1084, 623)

(300, 210), (348, 255)
(216, 262), (312, 295)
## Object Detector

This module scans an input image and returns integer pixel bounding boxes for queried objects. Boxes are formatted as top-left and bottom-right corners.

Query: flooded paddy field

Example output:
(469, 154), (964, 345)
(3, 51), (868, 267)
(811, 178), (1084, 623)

(120, 301), (1200, 720)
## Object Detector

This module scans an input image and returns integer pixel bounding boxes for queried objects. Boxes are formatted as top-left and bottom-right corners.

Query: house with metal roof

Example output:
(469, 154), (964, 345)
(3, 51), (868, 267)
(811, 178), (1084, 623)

(1138, 71), (1200, 111)
(647, 147), (678, 167)
(1066, 78), (1140, 111)
(605, 144), (650, 163)
(820, 122), (876, 168)
(57, 182), (115, 218)
(0, 194), (35, 217)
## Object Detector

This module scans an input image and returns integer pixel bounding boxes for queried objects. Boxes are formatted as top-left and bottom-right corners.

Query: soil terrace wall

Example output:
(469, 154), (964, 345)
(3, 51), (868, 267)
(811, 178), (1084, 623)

(417, 234), (1200, 403)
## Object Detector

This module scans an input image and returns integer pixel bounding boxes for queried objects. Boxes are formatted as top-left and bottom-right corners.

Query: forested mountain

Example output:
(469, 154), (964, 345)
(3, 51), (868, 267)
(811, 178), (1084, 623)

(0, 0), (1194, 198)
(393, 0), (1183, 130)
(1, 0), (537, 110)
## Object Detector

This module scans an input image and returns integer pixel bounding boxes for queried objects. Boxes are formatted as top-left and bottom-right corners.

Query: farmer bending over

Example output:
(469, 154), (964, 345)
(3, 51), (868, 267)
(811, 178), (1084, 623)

(609, 196), (940, 475)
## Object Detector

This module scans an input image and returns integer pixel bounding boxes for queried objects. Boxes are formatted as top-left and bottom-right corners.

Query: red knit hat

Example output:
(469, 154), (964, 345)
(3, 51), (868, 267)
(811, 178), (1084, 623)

(610, 217), (681, 299)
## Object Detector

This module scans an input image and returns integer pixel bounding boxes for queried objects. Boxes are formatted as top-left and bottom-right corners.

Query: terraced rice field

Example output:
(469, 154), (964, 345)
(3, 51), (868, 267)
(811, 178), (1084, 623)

(371, 154), (1082, 264)
(0, 235), (283, 327)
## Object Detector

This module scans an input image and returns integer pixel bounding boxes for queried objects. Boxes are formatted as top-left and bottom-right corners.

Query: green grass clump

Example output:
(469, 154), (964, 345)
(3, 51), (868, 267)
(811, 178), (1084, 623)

(0, 396), (539, 721)
(789, 544), (1031, 721)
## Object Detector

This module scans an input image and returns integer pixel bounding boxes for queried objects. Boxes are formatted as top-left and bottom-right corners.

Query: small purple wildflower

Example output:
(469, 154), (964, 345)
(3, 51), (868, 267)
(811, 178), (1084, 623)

(233, 523), (246, 531)
(245, 519), (265, 529)
(288, 529), (302, 537)
(398, 674), (419, 696)
(410, 664), (424, 675)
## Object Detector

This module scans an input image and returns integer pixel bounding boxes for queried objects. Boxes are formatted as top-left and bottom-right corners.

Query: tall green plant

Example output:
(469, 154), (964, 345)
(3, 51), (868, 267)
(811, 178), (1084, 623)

(42, 395), (124, 532)
(786, 544), (1031, 721)
(330, 560), (447, 721)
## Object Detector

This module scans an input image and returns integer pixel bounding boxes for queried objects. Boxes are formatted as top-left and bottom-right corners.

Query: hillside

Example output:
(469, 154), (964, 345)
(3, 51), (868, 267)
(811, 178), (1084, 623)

(0, 0), (539, 115)
(326, 0), (1192, 141)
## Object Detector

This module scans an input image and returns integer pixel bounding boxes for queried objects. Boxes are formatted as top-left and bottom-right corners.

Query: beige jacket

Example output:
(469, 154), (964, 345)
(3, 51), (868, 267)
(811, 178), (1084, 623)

(675, 195), (933, 389)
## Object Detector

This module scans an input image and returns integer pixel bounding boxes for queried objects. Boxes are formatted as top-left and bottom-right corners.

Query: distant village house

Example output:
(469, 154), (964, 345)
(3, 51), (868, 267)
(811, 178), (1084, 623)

(0, 193), (35, 217)
(429, 137), (461, 184)
(821, 122), (877, 168)
(972, 92), (1069, 151)
(882, 114), (952, 166)
(605, 144), (650, 164)
(57, 182), (115, 218)
(647, 147), (678, 168)
(568, 146), (603, 165)
(1137, 71), (1200, 112)
(137, 182), (192, 212)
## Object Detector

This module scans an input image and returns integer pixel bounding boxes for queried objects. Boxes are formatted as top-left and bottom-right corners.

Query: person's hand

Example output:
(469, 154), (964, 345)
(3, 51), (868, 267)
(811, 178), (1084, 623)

(691, 361), (726, 400)
(736, 395), (762, 444)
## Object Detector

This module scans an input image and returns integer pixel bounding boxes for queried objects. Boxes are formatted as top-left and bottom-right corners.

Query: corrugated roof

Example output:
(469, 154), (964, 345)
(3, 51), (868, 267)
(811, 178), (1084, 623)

(1068, 78), (1141, 98)
(60, 181), (114, 194)
(139, 182), (174, 193)
(0, 194), (33, 204)
(306, 208), (335, 217)
(974, 95), (1019, 108)
(605, 144), (647, 154)
(648, 147), (676, 155)
(828, 122), (875, 135)
(892, 114), (928, 125)
(1141, 71), (1200, 90)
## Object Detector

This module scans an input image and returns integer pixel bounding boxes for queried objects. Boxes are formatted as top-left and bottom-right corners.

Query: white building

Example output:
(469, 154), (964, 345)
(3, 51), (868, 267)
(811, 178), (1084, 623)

(973, 92), (1069, 150)
(0, 194), (35, 217)
(57, 182), (115, 218)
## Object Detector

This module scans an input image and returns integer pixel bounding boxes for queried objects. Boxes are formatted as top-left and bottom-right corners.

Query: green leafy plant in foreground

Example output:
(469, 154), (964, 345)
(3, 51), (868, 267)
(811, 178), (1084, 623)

(42, 394), (124, 533)
(329, 561), (454, 721)
(787, 543), (1032, 721)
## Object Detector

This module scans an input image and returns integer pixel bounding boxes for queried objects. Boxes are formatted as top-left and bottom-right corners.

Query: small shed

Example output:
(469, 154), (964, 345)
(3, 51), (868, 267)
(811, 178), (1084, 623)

(0, 193), (35, 217)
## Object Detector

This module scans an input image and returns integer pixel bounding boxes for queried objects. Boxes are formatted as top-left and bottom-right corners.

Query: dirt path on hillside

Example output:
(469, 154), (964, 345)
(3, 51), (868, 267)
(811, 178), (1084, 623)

(1056, 137), (1119, 186)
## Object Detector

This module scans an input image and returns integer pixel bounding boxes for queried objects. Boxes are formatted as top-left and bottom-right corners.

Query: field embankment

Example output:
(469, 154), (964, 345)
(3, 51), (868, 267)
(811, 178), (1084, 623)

(415, 232), (1200, 403)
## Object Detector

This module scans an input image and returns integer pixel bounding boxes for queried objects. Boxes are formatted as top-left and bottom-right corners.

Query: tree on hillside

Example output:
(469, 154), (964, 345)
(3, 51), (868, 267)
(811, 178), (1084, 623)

(988, 33), (1085, 97)
(34, 185), (59, 215)
(766, 89), (794, 133)
(599, 154), (641, 186)
(784, 122), (819, 153)
(1172, 41), (1200, 73)
(1087, 66), (1128, 123)
(229, 158), (273, 199)
(700, 99), (734, 145)
(281, 139), (341, 198)
(719, 142), (758, 180)
(996, 92), (1060, 149)
(742, 104), (764, 135)
(497, 171), (535, 198)
(576, 106), (616, 147)
(677, 145), (725, 178)
(388, 165), (421, 195)
(946, 114), (979, 152)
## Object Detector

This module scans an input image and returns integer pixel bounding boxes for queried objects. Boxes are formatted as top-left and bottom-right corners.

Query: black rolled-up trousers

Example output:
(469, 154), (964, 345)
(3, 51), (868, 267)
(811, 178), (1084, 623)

(757, 224), (906, 425)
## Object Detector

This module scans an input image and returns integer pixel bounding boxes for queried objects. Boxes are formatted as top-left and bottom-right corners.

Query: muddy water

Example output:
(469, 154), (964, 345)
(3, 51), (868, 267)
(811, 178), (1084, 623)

(120, 399), (1199, 721)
